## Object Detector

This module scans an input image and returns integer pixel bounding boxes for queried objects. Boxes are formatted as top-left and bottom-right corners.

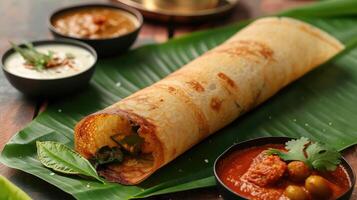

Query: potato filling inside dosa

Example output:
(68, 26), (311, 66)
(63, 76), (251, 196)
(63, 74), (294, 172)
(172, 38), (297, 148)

(75, 17), (344, 185)
(75, 110), (164, 184)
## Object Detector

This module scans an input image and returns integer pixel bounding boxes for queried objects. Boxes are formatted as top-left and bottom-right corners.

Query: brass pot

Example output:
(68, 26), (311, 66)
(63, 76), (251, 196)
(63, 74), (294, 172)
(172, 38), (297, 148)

(143, 0), (219, 13)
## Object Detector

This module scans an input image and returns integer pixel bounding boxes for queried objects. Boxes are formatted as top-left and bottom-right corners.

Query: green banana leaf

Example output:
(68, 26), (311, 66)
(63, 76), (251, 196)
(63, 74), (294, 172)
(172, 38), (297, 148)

(2, 0), (357, 199)
(0, 175), (32, 200)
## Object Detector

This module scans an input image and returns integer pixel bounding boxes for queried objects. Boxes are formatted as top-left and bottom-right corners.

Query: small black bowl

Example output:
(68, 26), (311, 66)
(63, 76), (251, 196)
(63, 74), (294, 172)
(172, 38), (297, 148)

(49, 3), (143, 57)
(1, 39), (97, 97)
(213, 137), (356, 200)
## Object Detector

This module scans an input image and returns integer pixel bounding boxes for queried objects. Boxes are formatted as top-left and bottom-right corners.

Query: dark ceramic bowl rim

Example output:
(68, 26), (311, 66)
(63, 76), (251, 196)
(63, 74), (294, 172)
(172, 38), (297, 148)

(1, 39), (97, 81)
(213, 136), (356, 200)
(48, 3), (143, 41)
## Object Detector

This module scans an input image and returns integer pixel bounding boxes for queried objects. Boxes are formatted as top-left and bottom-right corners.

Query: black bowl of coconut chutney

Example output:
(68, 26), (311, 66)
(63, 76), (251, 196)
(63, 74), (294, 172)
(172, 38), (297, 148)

(1, 39), (97, 97)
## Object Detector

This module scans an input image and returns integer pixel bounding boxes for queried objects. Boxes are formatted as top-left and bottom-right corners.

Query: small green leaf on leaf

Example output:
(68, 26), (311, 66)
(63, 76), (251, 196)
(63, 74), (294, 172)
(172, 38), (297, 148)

(36, 141), (104, 183)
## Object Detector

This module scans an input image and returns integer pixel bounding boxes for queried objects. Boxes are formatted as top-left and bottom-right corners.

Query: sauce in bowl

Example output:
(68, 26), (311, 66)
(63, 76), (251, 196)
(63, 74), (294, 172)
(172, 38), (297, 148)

(52, 7), (139, 39)
(216, 144), (351, 200)
(4, 44), (95, 79)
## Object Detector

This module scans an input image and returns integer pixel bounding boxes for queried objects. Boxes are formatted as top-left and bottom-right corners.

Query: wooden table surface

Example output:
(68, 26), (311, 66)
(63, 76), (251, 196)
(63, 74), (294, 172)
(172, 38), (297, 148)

(1, 0), (356, 199)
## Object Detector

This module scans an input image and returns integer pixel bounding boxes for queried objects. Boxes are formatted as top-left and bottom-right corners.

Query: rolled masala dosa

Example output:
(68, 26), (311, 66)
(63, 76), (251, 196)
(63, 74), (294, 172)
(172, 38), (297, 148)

(75, 17), (344, 185)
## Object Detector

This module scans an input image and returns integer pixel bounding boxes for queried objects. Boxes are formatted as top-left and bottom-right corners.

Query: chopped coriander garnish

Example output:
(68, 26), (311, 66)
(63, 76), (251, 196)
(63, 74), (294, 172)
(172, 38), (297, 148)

(267, 137), (341, 171)
(65, 52), (75, 59)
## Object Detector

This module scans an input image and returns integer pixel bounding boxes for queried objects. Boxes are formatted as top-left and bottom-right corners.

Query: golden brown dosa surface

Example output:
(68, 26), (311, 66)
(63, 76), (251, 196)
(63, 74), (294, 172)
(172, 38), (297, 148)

(75, 17), (344, 185)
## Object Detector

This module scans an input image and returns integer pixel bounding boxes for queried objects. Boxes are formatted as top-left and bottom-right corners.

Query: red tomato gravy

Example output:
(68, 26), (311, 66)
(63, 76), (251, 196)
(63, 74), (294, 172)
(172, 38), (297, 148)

(216, 144), (350, 200)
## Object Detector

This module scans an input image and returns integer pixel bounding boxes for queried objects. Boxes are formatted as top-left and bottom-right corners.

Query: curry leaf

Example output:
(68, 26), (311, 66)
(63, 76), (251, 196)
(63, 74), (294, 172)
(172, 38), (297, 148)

(36, 141), (104, 183)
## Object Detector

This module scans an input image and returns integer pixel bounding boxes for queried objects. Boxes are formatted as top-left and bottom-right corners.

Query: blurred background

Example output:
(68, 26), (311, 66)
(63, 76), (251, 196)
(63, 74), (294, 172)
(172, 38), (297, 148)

(0, 0), (317, 199)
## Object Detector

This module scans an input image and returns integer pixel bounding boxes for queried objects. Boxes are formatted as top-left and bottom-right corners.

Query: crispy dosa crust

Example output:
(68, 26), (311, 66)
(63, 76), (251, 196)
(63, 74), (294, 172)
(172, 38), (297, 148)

(74, 17), (344, 185)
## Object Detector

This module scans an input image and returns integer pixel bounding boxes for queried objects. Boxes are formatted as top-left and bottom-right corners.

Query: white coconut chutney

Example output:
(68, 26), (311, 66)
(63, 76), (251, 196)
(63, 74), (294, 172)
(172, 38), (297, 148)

(4, 44), (95, 79)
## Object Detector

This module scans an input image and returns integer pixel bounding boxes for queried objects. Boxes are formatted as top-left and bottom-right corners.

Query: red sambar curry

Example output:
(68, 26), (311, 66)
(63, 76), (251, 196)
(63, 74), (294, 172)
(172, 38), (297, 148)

(216, 144), (350, 200)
